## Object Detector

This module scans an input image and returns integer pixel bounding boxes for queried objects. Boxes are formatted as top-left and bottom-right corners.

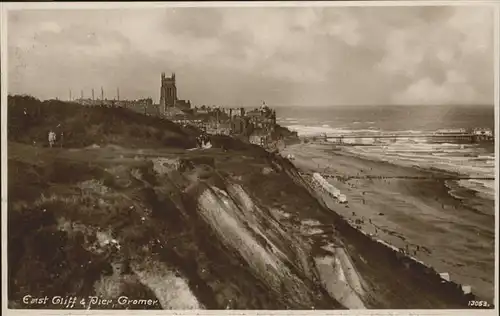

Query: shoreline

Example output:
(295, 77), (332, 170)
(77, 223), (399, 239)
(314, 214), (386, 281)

(280, 142), (495, 303)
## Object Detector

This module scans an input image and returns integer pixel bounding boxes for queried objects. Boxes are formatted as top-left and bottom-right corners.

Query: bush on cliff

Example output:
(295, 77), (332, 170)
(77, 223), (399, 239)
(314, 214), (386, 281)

(272, 125), (300, 145)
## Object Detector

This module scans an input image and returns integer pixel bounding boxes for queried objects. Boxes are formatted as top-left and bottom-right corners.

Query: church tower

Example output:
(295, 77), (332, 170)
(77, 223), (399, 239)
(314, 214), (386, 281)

(160, 72), (177, 113)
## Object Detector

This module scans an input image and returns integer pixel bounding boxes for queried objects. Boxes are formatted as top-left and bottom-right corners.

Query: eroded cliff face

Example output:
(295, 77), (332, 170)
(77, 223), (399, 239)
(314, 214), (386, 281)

(8, 143), (479, 310)
(148, 154), (348, 309)
(8, 145), (344, 309)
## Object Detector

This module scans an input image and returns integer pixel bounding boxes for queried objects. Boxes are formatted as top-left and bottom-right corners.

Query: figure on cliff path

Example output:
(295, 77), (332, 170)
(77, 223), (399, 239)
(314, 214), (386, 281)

(48, 130), (56, 148)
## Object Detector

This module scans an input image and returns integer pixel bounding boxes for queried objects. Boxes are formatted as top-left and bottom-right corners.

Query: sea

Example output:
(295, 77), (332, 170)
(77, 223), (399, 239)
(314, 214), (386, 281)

(276, 105), (496, 203)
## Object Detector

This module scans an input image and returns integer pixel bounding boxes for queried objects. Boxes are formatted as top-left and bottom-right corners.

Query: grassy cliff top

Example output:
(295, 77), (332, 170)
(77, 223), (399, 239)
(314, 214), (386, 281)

(8, 95), (198, 149)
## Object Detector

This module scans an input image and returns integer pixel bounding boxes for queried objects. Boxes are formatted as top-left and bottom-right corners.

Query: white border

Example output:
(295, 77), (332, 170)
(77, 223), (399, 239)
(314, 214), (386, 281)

(1, 1), (499, 316)
(494, 1), (499, 314)
(1, 1), (500, 9)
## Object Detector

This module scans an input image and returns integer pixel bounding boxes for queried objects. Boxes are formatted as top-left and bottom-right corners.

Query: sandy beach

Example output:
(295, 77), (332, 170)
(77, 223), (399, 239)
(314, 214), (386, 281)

(280, 142), (495, 303)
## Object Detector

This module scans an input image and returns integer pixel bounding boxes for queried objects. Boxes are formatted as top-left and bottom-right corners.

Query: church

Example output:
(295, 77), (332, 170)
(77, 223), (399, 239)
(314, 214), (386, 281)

(159, 72), (192, 115)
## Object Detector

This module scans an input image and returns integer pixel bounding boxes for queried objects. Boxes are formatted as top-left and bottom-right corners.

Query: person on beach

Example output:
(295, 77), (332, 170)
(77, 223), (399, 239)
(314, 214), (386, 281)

(48, 130), (56, 148)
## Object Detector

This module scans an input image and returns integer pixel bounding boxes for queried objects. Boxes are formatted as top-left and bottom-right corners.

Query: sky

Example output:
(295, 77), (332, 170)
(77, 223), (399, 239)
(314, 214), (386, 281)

(7, 4), (496, 107)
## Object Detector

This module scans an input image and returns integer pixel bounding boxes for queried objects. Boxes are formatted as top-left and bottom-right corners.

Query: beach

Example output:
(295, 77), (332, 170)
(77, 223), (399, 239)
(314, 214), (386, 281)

(280, 142), (495, 302)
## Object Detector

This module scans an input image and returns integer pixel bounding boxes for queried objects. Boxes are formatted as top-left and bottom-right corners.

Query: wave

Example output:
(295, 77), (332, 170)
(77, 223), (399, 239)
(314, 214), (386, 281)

(277, 118), (299, 124)
(285, 124), (383, 136)
(349, 147), (493, 174)
(283, 115), (495, 201)
(446, 180), (495, 202)
(283, 120), (495, 191)
(444, 180), (469, 200)
(281, 121), (466, 138)
(342, 142), (495, 200)
(388, 130), (427, 135)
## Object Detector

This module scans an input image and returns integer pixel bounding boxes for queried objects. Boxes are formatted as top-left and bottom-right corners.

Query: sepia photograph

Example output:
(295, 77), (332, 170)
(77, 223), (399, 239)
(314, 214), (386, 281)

(1, 1), (498, 314)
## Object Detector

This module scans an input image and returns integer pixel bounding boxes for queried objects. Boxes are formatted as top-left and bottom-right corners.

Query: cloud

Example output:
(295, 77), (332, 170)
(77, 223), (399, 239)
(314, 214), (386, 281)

(39, 21), (62, 34)
(393, 75), (476, 105)
(7, 5), (495, 106)
(373, 6), (494, 105)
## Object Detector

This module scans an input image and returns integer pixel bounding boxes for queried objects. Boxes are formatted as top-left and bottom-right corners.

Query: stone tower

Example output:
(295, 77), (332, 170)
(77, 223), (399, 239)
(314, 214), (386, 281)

(160, 72), (177, 112)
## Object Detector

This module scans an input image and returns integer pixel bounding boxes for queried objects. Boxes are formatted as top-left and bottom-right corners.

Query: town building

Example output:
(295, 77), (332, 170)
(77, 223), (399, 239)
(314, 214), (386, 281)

(122, 98), (157, 115)
(245, 105), (276, 134)
(249, 129), (270, 147)
(194, 102), (277, 149)
(73, 96), (158, 116)
(73, 98), (96, 106)
(176, 99), (192, 111)
(220, 107), (246, 119)
(230, 116), (249, 135)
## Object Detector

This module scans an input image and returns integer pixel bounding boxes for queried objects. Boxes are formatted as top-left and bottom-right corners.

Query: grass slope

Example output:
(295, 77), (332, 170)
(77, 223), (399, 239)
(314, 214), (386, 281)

(8, 95), (197, 149)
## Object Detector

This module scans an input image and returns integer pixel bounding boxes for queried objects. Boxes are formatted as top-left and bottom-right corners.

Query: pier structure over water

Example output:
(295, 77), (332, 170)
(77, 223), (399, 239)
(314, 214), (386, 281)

(303, 132), (494, 144)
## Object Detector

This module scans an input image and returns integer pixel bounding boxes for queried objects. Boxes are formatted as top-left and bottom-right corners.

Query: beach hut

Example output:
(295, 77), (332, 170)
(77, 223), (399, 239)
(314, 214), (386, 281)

(439, 272), (451, 282)
(461, 285), (472, 295)
(338, 194), (348, 204)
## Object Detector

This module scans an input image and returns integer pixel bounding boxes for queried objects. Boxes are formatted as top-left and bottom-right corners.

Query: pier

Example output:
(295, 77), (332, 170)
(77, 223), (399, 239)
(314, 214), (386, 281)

(303, 133), (494, 143)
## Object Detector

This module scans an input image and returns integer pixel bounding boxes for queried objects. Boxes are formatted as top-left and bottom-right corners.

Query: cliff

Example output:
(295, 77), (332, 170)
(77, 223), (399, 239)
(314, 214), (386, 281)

(6, 96), (487, 310)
